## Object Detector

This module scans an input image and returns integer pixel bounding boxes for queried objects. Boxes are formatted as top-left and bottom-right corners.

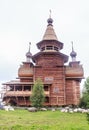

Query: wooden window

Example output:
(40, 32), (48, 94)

(45, 97), (49, 103)
(46, 46), (53, 50)
(24, 86), (31, 91)
(44, 85), (48, 91)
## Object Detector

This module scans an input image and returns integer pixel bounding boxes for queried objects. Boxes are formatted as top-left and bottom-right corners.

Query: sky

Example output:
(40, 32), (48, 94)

(0, 0), (89, 90)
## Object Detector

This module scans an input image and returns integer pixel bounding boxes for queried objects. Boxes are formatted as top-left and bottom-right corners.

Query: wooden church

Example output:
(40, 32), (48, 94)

(3, 15), (84, 106)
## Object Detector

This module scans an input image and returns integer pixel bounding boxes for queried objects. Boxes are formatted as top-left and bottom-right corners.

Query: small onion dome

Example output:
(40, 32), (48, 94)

(70, 41), (77, 58)
(70, 50), (77, 57)
(26, 51), (32, 58)
(47, 17), (53, 25)
(18, 63), (33, 77)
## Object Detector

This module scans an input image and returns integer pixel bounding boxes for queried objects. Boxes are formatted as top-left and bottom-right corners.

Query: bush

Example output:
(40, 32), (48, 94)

(30, 79), (45, 108)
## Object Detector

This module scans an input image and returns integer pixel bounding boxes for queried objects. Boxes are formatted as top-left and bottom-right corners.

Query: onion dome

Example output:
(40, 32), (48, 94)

(47, 17), (53, 25)
(18, 63), (33, 77)
(70, 50), (77, 57)
(70, 42), (77, 61)
(26, 51), (32, 57)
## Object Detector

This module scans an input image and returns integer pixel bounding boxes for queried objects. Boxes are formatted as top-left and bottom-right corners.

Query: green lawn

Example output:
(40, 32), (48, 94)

(0, 109), (89, 130)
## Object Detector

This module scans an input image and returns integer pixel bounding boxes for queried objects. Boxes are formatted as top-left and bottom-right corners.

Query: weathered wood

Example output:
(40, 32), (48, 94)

(3, 17), (84, 107)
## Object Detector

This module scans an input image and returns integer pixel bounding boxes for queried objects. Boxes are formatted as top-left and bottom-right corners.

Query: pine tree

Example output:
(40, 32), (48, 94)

(80, 77), (89, 108)
(30, 78), (45, 108)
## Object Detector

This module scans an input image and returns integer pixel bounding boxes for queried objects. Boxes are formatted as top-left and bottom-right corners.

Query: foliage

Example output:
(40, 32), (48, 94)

(86, 113), (89, 124)
(30, 78), (45, 108)
(79, 77), (89, 108)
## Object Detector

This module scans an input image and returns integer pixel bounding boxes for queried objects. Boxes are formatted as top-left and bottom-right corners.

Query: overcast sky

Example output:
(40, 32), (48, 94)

(0, 0), (89, 89)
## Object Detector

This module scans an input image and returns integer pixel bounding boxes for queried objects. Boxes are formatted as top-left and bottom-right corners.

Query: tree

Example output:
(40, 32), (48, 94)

(30, 78), (45, 108)
(79, 77), (89, 108)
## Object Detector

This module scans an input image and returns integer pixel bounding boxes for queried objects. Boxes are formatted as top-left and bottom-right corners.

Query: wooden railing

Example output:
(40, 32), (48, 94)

(5, 90), (50, 96)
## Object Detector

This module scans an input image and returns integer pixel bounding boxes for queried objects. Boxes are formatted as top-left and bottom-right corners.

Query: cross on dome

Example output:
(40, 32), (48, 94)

(26, 42), (32, 62)
(47, 10), (53, 25)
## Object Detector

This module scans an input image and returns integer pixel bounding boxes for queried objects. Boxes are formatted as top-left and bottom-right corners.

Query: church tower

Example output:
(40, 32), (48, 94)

(32, 15), (68, 105)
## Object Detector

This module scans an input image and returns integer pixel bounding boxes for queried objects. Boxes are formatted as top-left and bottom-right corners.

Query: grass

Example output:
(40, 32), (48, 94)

(0, 109), (89, 130)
